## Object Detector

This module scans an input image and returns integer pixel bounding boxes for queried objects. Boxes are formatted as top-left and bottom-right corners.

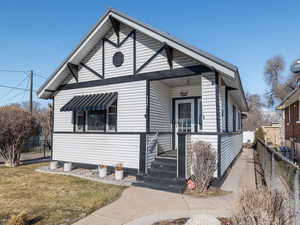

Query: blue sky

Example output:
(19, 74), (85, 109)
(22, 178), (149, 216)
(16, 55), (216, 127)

(0, 0), (299, 107)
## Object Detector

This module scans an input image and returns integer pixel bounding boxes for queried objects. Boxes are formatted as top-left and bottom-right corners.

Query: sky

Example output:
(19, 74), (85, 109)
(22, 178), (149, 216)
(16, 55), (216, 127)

(0, 0), (299, 107)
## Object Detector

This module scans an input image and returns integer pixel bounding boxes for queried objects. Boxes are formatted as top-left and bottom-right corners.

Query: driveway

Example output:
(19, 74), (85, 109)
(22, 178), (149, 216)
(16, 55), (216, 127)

(74, 148), (256, 225)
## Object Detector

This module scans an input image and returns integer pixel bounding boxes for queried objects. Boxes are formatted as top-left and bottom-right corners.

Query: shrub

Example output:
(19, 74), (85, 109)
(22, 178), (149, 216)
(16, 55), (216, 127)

(6, 211), (28, 225)
(0, 106), (39, 167)
(190, 141), (216, 192)
(232, 189), (292, 225)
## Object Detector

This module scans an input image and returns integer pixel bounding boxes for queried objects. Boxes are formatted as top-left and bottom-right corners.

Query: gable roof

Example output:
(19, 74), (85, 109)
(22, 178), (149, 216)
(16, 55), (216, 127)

(37, 8), (247, 111)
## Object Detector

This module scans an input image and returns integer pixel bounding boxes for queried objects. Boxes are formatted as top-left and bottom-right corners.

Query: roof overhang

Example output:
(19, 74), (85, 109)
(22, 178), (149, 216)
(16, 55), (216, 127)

(37, 9), (248, 111)
(277, 86), (300, 110)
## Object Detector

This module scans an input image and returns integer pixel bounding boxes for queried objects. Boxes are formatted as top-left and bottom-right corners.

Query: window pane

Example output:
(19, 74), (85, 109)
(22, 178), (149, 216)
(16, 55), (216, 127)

(107, 100), (117, 131)
(107, 114), (117, 131)
(198, 99), (202, 130)
(178, 103), (191, 132)
(87, 110), (106, 131)
(76, 112), (85, 131)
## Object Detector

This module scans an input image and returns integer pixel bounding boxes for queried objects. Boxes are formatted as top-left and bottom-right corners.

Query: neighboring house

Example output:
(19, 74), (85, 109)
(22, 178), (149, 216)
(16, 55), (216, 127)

(260, 123), (281, 146)
(277, 88), (300, 163)
(38, 9), (248, 192)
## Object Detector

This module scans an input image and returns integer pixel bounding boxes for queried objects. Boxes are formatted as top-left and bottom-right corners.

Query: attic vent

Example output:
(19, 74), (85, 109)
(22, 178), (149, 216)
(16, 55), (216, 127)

(113, 51), (124, 67)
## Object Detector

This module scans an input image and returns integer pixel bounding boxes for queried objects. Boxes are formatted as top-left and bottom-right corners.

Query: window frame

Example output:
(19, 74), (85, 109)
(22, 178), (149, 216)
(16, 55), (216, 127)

(73, 99), (117, 133)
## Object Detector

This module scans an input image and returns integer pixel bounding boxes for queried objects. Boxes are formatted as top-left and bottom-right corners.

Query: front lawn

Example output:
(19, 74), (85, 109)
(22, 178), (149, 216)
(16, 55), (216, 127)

(0, 163), (126, 225)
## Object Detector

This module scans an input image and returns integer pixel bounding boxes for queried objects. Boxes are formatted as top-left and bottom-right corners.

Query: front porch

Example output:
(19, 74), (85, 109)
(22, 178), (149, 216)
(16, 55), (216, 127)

(133, 73), (243, 192)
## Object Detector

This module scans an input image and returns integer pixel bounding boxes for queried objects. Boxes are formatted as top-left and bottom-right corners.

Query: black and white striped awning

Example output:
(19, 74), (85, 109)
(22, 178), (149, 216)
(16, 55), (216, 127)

(60, 92), (117, 112)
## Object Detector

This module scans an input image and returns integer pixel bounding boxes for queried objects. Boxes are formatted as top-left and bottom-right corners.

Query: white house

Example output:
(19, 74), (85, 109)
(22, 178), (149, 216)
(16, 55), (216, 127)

(38, 9), (248, 192)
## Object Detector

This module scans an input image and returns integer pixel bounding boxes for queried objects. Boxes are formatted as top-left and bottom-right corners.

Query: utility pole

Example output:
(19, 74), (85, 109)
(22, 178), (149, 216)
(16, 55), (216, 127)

(29, 70), (33, 115)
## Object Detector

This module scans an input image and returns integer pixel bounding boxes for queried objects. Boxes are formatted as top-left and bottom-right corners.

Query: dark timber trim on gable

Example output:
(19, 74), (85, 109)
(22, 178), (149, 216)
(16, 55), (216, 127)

(58, 65), (212, 91)
(102, 39), (105, 77)
(67, 63), (78, 83)
(133, 30), (137, 74)
(101, 28), (136, 76)
(165, 45), (173, 70)
(135, 44), (166, 74)
(109, 15), (120, 45)
(80, 62), (104, 79)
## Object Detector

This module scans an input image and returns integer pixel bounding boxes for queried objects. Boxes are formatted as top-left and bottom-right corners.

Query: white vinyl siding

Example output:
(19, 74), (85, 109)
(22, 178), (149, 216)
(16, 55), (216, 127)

(220, 134), (242, 176)
(201, 73), (217, 132)
(187, 134), (218, 178)
(150, 81), (172, 132)
(61, 23), (202, 83)
(54, 80), (146, 132)
(53, 133), (140, 169)
(78, 40), (103, 82)
(136, 30), (169, 73)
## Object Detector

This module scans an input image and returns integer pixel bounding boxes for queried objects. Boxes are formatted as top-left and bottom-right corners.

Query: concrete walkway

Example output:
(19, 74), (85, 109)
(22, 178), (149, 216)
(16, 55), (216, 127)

(74, 148), (256, 225)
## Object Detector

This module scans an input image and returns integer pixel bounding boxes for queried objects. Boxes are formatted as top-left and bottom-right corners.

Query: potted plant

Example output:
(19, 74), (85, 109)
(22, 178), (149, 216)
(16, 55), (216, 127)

(50, 161), (58, 170)
(98, 164), (107, 178)
(115, 163), (124, 180)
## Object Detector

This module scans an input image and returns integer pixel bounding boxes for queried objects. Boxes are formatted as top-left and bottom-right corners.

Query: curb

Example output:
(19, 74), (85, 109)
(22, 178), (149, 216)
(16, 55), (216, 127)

(124, 210), (226, 225)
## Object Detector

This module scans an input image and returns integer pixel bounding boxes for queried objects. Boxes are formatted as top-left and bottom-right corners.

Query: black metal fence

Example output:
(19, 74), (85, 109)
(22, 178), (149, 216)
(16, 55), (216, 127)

(21, 138), (51, 160)
(256, 138), (300, 225)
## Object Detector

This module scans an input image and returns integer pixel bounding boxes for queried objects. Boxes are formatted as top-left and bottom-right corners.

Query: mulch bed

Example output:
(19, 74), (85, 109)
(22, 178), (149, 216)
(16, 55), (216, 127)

(152, 217), (232, 225)
(184, 186), (232, 197)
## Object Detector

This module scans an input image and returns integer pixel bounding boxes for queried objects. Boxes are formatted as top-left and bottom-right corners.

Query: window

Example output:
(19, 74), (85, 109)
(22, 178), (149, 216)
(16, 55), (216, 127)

(74, 100), (117, 132)
(237, 112), (241, 131)
(75, 111), (85, 131)
(87, 110), (106, 131)
(232, 105), (236, 132)
(107, 100), (117, 131)
(198, 98), (202, 131)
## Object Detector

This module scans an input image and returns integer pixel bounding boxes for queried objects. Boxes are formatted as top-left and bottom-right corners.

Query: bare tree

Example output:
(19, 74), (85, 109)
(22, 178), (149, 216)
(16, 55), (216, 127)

(243, 93), (265, 131)
(0, 106), (39, 166)
(264, 55), (300, 106)
(232, 189), (292, 225)
(189, 141), (216, 192)
(35, 103), (53, 149)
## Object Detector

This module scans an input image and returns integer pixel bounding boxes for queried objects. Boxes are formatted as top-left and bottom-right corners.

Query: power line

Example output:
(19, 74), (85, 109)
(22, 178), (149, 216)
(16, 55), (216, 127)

(33, 72), (48, 79)
(0, 84), (29, 91)
(0, 69), (28, 75)
(0, 75), (29, 101)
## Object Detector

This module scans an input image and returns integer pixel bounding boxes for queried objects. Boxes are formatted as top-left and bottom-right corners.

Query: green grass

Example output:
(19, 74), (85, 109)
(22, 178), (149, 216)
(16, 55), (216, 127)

(0, 163), (126, 225)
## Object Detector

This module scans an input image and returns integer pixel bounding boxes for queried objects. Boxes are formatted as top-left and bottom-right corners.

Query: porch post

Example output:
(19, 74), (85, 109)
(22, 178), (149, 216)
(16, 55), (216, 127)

(139, 133), (147, 175)
(177, 133), (186, 179)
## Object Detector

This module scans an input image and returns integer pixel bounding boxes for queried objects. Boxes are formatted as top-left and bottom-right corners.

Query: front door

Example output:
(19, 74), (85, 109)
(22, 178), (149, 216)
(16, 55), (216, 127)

(175, 99), (195, 149)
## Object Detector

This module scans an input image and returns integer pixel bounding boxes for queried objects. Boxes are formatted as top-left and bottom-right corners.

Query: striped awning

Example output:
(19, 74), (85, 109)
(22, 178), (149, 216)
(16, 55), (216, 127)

(60, 92), (117, 112)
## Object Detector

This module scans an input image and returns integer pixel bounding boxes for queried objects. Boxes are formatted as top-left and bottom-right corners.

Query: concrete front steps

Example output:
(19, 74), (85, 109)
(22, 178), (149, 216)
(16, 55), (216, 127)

(133, 158), (186, 193)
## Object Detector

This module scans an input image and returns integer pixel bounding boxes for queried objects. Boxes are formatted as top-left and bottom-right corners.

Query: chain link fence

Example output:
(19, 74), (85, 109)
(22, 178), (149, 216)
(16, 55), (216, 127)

(256, 138), (300, 225)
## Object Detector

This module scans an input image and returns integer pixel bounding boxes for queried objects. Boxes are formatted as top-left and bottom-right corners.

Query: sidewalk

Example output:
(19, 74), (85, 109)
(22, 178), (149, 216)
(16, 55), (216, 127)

(73, 148), (256, 225)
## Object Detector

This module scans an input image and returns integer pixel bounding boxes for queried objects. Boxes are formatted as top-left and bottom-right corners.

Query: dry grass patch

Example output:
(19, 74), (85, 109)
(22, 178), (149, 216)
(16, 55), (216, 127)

(0, 163), (126, 225)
